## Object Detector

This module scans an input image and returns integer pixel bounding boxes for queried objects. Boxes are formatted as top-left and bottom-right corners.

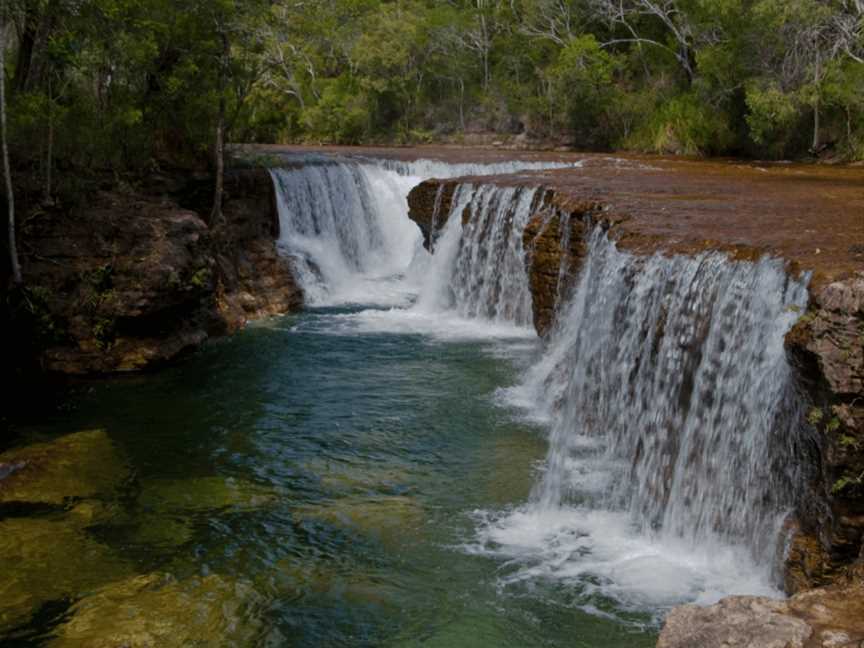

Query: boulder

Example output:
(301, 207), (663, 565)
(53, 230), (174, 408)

(658, 580), (864, 648)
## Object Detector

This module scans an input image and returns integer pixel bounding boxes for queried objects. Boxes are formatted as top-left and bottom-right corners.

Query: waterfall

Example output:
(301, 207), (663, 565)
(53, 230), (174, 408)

(414, 184), (538, 327)
(269, 157), (575, 308)
(478, 226), (811, 614)
(269, 163), (421, 306)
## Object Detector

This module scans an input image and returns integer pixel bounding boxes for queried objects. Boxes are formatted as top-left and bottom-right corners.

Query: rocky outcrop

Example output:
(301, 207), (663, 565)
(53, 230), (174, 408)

(521, 196), (602, 335)
(784, 275), (864, 592)
(406, 180), (458, 252)
(658, 580), (864, 648)
(16, 168), (301, 375)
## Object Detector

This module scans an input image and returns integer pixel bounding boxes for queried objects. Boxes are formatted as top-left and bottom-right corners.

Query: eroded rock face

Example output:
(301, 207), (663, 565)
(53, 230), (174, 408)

(785, 274), (864, 591)
(18, 168), (302, 375)
(521, 198), (591, 336)
(406, 179), (458, 252)
(658, 580), (864, 648)
(214, 170), (303, 332)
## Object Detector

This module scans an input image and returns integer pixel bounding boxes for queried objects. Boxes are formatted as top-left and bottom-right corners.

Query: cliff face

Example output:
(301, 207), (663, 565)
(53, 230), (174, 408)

(15, 168), (301, 375)
(406, 176), (864, 599)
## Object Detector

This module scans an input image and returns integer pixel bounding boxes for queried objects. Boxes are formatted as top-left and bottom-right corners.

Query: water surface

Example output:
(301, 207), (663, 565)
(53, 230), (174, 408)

(11, 306), (657, 647)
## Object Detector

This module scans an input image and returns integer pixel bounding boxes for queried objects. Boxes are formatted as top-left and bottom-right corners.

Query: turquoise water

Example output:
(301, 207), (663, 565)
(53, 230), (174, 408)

(4, 307), (657, 647)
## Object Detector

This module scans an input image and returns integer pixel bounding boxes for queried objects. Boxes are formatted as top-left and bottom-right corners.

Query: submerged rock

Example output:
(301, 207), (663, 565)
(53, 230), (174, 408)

(0, 517), (131, 634)
(0, 429), (129, 507)
(658, 580), (864, 648)
(138, 476), (279, 513)
(304, 458), (412, 495)
(297, 495), (424, 545)
(271, 559), (401, 607)
(49, 572), (266, 647)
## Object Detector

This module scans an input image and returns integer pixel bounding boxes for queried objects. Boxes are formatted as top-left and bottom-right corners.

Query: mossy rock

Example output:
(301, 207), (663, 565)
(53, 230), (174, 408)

(0, 517), (131, 634)
(48, 572), (266, 647)
(138, 476), (279, 513)
(0, 430), (130, 507)
(297, 495), (424, 545)
(127, 514), (195, 549)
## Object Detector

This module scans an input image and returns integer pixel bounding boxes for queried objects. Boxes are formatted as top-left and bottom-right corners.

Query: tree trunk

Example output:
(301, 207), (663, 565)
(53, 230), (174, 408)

(1, 49), (21, 284)
(811, 53), (821, 153)
(45, 75), (53, 203)
(812, 97), (820, 153)
(1, 9), (22, 286)
(210, 30), (230, 226)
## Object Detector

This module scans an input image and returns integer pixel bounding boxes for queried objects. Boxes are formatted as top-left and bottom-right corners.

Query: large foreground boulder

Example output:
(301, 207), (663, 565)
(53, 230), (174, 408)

(658, 580), (864, 648)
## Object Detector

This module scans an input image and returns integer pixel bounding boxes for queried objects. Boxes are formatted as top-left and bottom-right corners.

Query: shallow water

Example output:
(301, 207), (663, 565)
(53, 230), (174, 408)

(5, 306), (658, 647)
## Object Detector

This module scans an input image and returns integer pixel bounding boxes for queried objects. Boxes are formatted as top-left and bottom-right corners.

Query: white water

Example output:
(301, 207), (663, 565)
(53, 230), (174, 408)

(475, 228), (810, 618)
(270, 157), (574, 309)
(268, 154), (811, 622)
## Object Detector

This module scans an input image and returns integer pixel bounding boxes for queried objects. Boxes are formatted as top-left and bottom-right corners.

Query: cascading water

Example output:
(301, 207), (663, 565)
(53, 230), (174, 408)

(269, 156), (574, 309)
(413, 184), (538, 328)
(269, 163), (421, 306)
(477, 226), (811, 615)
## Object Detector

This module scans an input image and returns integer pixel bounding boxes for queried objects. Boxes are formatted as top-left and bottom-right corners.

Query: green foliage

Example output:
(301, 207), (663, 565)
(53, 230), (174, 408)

(3, 0), (863, 163)
(628, 92), (736, 156)
(745, 83), (801, 156)
(808, 407), (825, 426)
(300, 78), (371, 144)
(189, 268), (211, 290)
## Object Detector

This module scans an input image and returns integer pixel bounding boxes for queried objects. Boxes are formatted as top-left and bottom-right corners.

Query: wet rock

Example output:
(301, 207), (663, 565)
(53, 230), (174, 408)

(785, 273), (864, 590)
(0, 517), (131, 634)
(522, 199), (591, 336)
(214, 170), (304, 332)
(406, 180), (458, 251)
(0, 429), (129, 507)
(658, 581), (864, 648)
(271, 560), (400, 607)
(48, 572), (265, 647)
(138, 476), (279, 513)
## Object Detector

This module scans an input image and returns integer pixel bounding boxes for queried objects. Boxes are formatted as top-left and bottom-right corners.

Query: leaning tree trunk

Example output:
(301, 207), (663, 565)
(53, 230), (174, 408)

(0, 8), (23, 286)
(210, 29), (230, 227)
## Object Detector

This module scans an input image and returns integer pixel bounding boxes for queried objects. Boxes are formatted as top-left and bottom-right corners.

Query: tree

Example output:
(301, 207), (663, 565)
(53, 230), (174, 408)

(1, 3), (22, 286)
